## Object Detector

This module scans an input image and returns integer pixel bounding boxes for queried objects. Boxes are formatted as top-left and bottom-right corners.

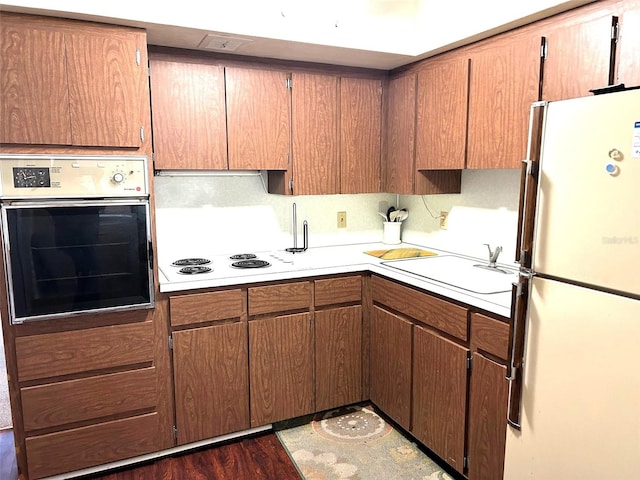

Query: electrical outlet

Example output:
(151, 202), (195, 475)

(337, 211), (347, 228)
(439, 211), (449, 230)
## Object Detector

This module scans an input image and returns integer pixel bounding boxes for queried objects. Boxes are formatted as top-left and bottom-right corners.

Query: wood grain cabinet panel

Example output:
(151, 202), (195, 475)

(467, 31), (541, 169)
(315, 306), (362, 411)
(173, 322), (249, 444)
(471, 313), (510, 361)
(226, 66), (290, 170)
(0, 21), (71, 144)
(149, 58), (227, 169)
(291, 72), (339, 194)
(21, 367), (156, 432)
(370, 306), (412, 431)
(249, 313), (314, 426)
(25, 412), (161, 479)
(15, 321), (154, 382)
(617, 6), (640, 87)
(416, 55), (469, 170)
(169, 289), (243, 326)
(65, 30), (144, 147)
(248, 281), (311, 316)
(541, 13), (614, 101)
(384, 74), (416, 194)
(340, 77), (382, 193)
(372, 275), (468, 341)
(412, 325), (468, 472)
(0, 13), (146, 148)
(467, 353), (508, 480)
(315, 275), (362, 307)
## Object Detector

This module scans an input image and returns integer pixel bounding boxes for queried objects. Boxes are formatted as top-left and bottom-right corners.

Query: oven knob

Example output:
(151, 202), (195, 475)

(112, 172), (125, 184)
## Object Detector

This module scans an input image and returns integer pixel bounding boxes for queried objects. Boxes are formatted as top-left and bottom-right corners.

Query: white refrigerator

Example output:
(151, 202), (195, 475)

(503, 88), (640, 479)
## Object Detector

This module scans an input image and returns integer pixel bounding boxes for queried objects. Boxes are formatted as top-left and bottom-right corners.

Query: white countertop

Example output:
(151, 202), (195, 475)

(158, 242), (516, 318)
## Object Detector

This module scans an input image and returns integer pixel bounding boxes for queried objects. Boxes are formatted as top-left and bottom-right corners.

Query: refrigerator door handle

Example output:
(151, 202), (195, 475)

(515, 101), (546, 269)
(506, 273), (531, 430)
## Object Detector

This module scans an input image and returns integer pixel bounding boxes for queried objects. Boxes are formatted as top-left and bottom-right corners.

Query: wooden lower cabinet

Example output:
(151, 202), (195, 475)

(25, 413), (161, 479)
(412, 325), (469, 471)
(369, 305), (412, 430)
(467, 353), (509, 480)
(172, 322), (249, 444)
(315, 305), (363, 411)
(249, 312), (314, 426)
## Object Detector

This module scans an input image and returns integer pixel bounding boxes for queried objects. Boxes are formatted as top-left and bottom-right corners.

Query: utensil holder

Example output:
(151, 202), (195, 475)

(383, 221), (401, 245)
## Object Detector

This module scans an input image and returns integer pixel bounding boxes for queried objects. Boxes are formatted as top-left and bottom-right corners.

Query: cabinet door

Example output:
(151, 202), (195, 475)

(149, 59), (227, 170)
(315, 305), (362, 411)
(370, 306), (412, 430)
(173, 322), (249, 444)
(65, 30), (144, 147)
(618, 6), (640, 87)
(467, 353), (508, 480)
(384, 74), (416, 194)
(542, 14), (614, 101)
(226, 67), (290, 170)
(341, 77), (382, 193)
(0, 22), (72, 144)
(467, 32), (541, 169)
(412, 325), (468, 472)
(249, 313), (314, 426)
(416, 55), (469, 170)
(291, 72), (339, 194)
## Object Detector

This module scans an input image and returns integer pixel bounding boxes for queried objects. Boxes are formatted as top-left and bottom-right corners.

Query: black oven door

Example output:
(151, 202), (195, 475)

(1, 199), (154, 324)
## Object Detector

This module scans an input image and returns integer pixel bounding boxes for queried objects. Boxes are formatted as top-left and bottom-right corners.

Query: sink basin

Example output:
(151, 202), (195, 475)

(382, 255), (518, 294)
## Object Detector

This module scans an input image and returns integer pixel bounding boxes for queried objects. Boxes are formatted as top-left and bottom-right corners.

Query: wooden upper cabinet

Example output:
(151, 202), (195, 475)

(291, 72), (339, 194)
(1, 13), (145, 147)
(149, 57), (227, 170)
(541, 13), (614, 101)
(340, 77), (382, 193)
(226, 66), (290, 170)
(0, 22), (71, 145)
(416, 55), (469, 170)
(467, 32), (541, 169)
(384, 74), (416, 194)
(65, 30), (145, 147)
(617, 5), (640, 88)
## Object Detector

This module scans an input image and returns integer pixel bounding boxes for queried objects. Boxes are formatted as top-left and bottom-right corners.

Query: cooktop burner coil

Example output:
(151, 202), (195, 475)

(231, 259), (271, 269)
(229, 253), (257, 260)
(178, 266), (212, 275)
(171, 258), (211, 267)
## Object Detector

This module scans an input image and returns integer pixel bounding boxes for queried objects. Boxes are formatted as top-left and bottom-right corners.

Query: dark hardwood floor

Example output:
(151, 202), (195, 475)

(87, 433), (301, 480)
(0, 430), (300, 480)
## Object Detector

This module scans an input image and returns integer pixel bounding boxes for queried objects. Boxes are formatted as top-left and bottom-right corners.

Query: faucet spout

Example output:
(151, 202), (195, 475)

(484, 243), (502, 266)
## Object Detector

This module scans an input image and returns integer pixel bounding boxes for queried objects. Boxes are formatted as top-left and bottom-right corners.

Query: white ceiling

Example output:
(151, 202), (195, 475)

(0, 0), (597, 70)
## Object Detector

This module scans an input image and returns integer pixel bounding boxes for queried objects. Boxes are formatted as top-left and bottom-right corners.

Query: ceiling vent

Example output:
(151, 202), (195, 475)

(198, 34), (252, 52)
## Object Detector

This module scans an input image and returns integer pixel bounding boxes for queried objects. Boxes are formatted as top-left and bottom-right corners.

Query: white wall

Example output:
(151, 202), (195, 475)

(153, 169), (520, 265)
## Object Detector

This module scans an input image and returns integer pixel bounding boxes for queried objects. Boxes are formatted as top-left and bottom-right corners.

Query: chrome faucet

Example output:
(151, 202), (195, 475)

(484, 243), (502, 267)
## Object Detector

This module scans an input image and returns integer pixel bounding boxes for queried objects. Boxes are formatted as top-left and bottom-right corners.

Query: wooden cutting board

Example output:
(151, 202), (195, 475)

(364, 248), (437, 260)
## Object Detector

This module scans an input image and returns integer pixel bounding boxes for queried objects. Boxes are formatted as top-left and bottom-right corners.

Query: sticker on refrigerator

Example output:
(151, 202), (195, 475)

(633, 121), (640, 158)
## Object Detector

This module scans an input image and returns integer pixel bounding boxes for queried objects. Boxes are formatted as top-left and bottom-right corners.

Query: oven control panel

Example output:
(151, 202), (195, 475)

(0, 155), (149, 198)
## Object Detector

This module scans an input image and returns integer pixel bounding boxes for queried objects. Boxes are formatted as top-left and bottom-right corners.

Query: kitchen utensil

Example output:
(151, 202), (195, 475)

(389, 210), (400, 222)
(386, 206), (395, 222)
(395, 209), (408, 222)
(377, 211), (389, 221)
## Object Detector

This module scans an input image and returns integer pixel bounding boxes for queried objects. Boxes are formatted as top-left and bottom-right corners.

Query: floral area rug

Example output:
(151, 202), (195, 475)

(275, 404), (455, 480)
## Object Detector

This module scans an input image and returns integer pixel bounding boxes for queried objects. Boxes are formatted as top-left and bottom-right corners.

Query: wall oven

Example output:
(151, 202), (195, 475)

(0, 155), (154, 324)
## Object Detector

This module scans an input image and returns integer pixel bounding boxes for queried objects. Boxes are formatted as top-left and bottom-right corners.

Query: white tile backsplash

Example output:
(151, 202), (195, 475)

(153, 169), (520, 264)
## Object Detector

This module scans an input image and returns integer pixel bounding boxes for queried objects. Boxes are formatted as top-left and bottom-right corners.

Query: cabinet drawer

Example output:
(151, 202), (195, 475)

(471, 313), (510, 361)
(21, 367), (156, 432)
(248, 281), (311, 316)
(15, 321), (154, 382)
(25, 412), (161, 479)
(372, 276), (468, 341)
(315, 276), (362, 306)
(170, 289), (244, 326)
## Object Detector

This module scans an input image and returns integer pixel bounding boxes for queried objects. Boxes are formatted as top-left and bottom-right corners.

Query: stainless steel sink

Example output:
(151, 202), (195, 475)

(381, 255), (518, 294)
